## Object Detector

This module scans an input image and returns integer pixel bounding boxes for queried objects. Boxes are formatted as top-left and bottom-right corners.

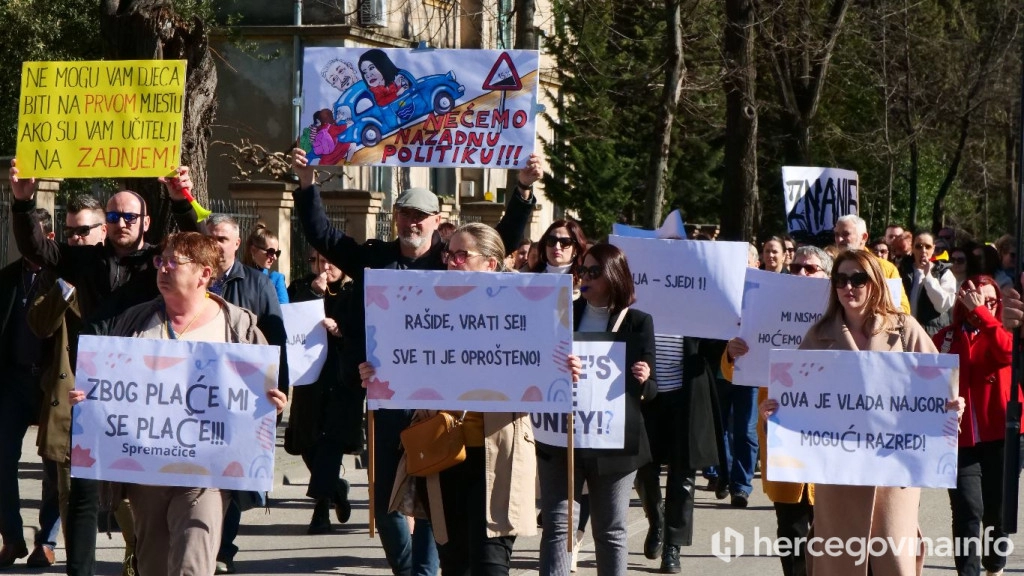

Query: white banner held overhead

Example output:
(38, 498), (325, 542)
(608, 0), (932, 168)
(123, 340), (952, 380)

(531, 339), (626, 449)
(733, 269), (830, 387)
(70, 336), (281, 492)
(281, 300), (328, 387)
(766, 349), (959, 488)
(363, 269), (574, 412)
(782, 166), (859, 235)
(609, 235), (747, 339)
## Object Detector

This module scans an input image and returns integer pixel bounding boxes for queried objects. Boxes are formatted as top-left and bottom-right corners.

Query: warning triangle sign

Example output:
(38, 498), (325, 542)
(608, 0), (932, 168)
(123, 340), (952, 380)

(482, 52), (523, 91)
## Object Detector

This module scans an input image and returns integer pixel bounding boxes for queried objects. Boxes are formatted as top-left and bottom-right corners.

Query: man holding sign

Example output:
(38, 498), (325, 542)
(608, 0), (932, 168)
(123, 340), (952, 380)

(69, 233), (286, 576)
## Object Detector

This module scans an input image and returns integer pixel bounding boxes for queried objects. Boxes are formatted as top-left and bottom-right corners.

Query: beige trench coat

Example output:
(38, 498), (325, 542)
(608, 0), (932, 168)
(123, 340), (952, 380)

(799, 313), (937, 576)
(389, 411), (537, 544)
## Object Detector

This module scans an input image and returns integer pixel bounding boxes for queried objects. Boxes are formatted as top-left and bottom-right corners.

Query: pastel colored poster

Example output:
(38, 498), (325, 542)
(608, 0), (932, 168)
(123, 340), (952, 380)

(766, 348), (960, 489)
(301, 47), (538, 168)
(70, 336), (280, 492)
(364, 269), (573, 412)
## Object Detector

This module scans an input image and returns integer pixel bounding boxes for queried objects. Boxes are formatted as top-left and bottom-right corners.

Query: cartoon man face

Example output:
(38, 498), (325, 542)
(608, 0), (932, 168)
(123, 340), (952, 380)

(322, 59), (358, 93)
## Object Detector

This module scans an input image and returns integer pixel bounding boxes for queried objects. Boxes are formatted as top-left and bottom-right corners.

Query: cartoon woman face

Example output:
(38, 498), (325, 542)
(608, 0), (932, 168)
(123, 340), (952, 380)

(360, 61), (385, 87)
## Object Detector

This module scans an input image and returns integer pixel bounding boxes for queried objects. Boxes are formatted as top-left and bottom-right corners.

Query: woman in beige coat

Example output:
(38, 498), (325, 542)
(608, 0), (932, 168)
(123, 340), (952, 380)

(762, 249), (962, 576)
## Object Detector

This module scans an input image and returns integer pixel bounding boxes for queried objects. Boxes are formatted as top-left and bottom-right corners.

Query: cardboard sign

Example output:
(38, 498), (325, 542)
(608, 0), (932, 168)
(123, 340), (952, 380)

(70, 336), (281, 492)
(766, 349), (959, 488)
(782, 166), (859, 235)
(364, 269), (573, 412)
(301, 48), (539, 168)
(16, 60), (186, 178)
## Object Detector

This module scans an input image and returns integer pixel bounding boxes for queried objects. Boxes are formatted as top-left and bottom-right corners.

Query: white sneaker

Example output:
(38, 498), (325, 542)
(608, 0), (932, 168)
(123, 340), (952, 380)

(570, 530), (584, 572)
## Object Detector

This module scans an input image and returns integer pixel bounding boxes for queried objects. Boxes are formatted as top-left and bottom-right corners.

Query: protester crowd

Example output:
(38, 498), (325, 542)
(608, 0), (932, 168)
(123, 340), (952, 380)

(2, 151), (1021, 576)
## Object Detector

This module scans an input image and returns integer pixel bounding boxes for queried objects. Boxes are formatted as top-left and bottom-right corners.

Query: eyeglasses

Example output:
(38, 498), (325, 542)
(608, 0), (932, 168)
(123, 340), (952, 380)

(833, 271), (871, 289)
(64, 222), (103, 238)
(153, 255), (193, 270)
(914, 243), (933, 250)
(951, 256), (967, 264)
(578, 265), (603, 280)
(789, 263), (823, 275)
(985, 297), (1000, 308)
(442, 249), (482, 266)
(106, 211), (141, 225)
(544, 236), (574, 249)
(258, 248), (282, 258)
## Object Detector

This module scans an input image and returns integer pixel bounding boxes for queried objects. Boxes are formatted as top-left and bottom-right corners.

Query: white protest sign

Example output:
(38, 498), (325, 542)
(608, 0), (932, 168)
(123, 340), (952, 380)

(611, 210), (687, 240)
(766, 349), (960, 488)
(71, 336), (281, 492)
(364, 269), (574, 412)
(531, 339), (626, 449)
(609, 235), (746, 339)
(782, 166), (859, 235)
(733, 269), (829, 387)
(887, 278), (903, 309)
(281, 300), (328, 387)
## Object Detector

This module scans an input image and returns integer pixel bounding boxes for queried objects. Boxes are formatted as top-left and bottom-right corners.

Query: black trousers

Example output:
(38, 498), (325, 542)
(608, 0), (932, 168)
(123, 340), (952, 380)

(65, 477), (99, 576)
(774, 486), (813, 576)
(435, 447), (515, 576)
(635, 462), (696, 547)
(949, 440), (1023, 576)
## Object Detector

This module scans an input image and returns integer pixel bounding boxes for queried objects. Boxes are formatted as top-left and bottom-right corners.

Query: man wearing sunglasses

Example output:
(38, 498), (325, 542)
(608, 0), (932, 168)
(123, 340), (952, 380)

(8, 160), (198, 576)
(898, 231), (957, 337)
(291, 147), (541, 576)
(833, 214), (911, 314)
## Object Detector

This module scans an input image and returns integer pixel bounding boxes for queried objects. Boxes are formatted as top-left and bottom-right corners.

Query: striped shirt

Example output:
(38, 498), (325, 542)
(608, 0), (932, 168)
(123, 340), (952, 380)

(654, 334), (685, 392)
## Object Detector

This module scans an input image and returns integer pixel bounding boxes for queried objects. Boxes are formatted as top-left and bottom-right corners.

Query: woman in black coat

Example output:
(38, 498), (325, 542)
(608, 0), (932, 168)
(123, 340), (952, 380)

(285, 250), (364, 534)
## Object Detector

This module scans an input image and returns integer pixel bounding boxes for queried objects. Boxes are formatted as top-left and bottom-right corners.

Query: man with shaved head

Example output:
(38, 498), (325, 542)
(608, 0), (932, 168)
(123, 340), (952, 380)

(8, 159), (199, 576)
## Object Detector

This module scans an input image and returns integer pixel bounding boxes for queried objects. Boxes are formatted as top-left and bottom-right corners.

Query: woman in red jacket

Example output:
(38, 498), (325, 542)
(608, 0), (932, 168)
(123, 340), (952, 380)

(933, 275), (1019, 576)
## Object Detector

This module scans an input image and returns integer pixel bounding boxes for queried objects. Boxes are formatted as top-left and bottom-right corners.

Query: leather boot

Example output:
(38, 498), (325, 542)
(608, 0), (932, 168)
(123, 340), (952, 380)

(660, 544), (681, 574)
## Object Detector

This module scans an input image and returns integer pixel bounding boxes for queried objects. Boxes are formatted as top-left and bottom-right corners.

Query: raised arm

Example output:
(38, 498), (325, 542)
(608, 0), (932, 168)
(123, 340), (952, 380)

(494, 154), (541, 254)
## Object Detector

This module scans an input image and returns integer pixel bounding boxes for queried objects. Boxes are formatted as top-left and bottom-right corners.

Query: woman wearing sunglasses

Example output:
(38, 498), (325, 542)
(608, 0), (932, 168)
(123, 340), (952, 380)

(537, 243), (656, 576)
(933, 276), (1020, 576)
(243, 224), (289, 304)
(762, 249), (963, 576)
(529, 219), (588, 300)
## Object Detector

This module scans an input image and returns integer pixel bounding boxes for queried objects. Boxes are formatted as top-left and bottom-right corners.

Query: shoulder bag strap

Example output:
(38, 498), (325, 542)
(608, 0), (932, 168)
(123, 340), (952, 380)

(611, 308), (629, 333)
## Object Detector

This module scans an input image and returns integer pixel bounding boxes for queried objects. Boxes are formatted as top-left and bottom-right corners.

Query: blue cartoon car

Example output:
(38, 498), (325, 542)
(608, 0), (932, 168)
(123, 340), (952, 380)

(331, 70), (465, 148)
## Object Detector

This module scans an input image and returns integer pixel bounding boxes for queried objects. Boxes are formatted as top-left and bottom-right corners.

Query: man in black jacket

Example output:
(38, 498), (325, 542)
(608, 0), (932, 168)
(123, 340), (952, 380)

(291, 147), (541, 576)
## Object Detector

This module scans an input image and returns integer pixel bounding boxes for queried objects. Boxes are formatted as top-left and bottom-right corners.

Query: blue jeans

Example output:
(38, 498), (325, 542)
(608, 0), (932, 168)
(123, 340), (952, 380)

(374, 409), (438, 576)
(716, 380), (758, 496)
(0, 372), (61, 550)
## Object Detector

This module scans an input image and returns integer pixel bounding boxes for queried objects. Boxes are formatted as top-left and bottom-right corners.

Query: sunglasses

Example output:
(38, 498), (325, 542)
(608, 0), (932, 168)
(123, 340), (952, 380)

(914, 243), (933, 250)
(544, 236), (574, 249)
(789, 263), (823, 275)
(64, 222), (103, 238)
(985, 297), (1000, 307)
(153, 255), (193, 271)
(442, 249), (482, 266)
(105, 211), (141, 225)
(784, 246), (795, 253)
(833, 271), (871, 289)
(258, 247), (282, 258)
(578, 265), (603, 280)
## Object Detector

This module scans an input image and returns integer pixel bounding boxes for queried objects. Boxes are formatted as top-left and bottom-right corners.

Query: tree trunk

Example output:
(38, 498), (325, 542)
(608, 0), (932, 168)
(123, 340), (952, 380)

(643, 0), (684, 229)
(931, 116), (970, 234)
(504, 0), (536, 214)
(721, 0), (758, 242)
(100, 0), (217, 241)
(907, 139), (919, 230)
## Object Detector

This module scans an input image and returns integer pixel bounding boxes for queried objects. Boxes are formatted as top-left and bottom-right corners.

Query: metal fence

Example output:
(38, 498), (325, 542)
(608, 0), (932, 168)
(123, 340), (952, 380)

(374, 212), (393, 241)
(208, 198), (261, 264)
(290, 205), (347, 282)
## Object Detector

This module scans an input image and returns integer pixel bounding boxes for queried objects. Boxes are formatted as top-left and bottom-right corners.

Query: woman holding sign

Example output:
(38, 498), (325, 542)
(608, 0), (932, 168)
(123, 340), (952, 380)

(537, 243), (656, 576)
(374, 223), (542, 576)
(762, 249), (962, 576)
(934, 276), (1020, 576)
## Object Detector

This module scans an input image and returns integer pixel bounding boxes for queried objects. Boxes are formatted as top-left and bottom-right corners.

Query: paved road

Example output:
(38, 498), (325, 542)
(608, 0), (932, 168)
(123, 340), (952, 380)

(11, 425), (1024, 575)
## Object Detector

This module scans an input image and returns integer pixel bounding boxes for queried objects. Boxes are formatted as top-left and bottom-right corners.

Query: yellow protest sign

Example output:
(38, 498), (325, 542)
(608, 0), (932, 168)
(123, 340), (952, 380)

(16, 60), (186, 178)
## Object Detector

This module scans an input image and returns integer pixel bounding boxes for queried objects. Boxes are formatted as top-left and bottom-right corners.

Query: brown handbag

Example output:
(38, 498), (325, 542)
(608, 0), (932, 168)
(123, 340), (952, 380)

(400, 411), (467, 477)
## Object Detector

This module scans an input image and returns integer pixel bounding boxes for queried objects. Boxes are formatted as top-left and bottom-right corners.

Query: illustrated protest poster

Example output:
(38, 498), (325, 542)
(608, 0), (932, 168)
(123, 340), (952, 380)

(766, 349), (960, 488)
(608, 235), (746, 340)
(301, 47), (538, 168)
(363, 269), (573, 412)
(17, 60), (186, 178)
(782, 166), (859, 236)
(70, 336), (281, 492)
(531, 337), (627, 449)
(281, 300), (328, 387)
(733, 269), (829, 387)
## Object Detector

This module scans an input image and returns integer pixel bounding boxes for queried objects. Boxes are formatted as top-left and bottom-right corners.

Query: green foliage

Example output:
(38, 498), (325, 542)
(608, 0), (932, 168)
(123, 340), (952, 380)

(0, 0), (103, 154)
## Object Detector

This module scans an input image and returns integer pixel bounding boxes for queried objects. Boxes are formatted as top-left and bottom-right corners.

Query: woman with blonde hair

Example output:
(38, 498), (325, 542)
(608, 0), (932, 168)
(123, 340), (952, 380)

(243, 223), (289, 304)
(762, 249), (963, 576)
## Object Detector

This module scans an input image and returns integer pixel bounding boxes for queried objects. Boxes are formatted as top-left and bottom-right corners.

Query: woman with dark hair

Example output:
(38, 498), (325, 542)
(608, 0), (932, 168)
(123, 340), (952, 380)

(762, 250), (963, 576)
(358, 49), (409, 106)
(243, 224), (289, 304)
(761, 236), (787, 273)
(537, 243), (656, 576)
(933, 275), (1021, 576)
(530, 219), (588, 298)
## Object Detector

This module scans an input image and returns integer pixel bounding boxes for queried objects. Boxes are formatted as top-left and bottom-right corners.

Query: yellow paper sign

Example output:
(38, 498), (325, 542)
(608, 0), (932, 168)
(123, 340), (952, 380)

(16, 60), (186, 178)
